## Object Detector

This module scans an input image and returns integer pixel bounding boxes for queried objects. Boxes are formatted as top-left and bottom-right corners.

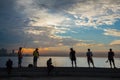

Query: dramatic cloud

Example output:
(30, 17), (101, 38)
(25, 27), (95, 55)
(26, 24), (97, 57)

(110, 40), (120, 45)
(15, 0), (120, 28)
(15, 0), (120, 41)
(67, 0), (120, 27)
(104, 29), (120, 37)
(0, 0), (120, 52)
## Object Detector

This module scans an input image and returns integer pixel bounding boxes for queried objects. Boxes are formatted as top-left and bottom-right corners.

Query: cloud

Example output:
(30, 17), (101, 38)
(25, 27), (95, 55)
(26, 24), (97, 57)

(16, 0), (120, 28)
(16, 0), (68, 26)
(14, 0), (120, 48)
(76, 42), (104, 47)
(103, 29), (120, 37)
(0, 0), (120, 50)
(67, 0), (120, 27)
(110, 40), (120, 45)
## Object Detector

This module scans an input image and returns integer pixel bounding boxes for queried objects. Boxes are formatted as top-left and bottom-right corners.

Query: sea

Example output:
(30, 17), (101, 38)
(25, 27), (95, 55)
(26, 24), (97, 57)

(0, 56), (120, 68)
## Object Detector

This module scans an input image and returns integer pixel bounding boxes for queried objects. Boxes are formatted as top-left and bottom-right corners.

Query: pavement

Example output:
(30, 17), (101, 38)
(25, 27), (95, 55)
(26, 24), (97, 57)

(0, 67), (120, 79)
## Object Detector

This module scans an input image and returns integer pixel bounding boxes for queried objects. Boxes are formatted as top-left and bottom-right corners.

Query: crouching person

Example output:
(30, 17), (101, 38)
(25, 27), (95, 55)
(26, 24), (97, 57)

(6, 59), (13, 74)
(47, 58), (54, 75)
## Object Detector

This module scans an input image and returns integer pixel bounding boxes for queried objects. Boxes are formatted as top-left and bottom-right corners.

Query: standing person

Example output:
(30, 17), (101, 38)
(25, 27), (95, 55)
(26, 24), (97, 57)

(86, 49), (95, 68)
(108, 49), (116, 68)
(47, 58), (54, 75)
(6, 59), (13, 74)
(33, 48), (39, 67)
(18, 47), (23, 68)
(69, 48), (77, 67)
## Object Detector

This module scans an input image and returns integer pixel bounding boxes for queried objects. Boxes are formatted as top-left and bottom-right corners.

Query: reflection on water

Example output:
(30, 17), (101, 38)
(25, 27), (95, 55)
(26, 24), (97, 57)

(0, 56), (120, 68)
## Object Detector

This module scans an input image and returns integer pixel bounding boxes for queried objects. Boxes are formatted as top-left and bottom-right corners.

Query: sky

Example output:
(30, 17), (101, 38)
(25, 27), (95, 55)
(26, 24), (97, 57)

(0, 0), (120, 55)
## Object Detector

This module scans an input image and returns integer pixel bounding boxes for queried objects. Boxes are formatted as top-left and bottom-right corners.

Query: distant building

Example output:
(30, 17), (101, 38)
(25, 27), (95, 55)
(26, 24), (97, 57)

(9, 49), (17, 56)
(0, 48), (8, 56)
(12, 50), (15, 54)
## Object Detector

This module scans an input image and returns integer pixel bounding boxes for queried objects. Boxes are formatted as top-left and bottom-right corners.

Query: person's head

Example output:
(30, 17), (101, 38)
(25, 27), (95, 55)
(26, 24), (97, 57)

(49, 58), (52, 61)
(35, 48), (38, 51)
(109, 48), (112, 51)
(8, 58), (12, 62)
(88, 48), (90, 51)
(19, 47), (22, 50)
(70, 48), (73, 51)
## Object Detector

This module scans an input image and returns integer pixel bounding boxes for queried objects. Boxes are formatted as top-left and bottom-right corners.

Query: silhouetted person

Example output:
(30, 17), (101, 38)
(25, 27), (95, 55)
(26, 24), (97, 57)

(28, 64), (33, 68)
(108, 49), (116, 68)
(47, 58), (54, 75)
(86, 49), (95, 67)
(33, 48), (39, 67)
(6, 59), (13, 74)
(18, 47), (23, 68)
(69, 48), (77, 67)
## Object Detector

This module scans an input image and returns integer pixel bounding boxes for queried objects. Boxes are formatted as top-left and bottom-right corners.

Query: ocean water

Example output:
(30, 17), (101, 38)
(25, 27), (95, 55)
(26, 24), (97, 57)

(0, 56), (120, 68)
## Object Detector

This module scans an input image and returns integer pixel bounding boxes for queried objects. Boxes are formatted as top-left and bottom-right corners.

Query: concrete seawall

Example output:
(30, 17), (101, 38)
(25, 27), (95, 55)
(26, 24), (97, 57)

(0, 67), (120, 78)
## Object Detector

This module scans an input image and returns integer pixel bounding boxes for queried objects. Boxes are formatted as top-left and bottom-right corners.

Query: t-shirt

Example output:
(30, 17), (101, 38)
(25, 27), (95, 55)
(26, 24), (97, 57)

(18, 51), (22, 58)
(70, 50), (76, 60)
(33, 51), (39, 57)
(108, 51), (114, 59)
(86, 51), (93, 58)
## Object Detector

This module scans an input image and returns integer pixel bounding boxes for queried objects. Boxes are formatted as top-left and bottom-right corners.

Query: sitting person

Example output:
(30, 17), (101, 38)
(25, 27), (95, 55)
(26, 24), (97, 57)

(28, 64), (33, 68)
(6, 59), (13, 74)
(47, 58), (54, 74)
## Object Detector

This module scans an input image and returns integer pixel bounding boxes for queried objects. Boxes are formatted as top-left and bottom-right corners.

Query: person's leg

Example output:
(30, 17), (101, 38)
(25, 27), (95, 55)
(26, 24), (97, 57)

(47, 65), (54, 75)
(47, 67), (50, 75)
(71, 60), (73, 67)
(35, 58), (37, 67)
(51, 65), (54, 70)
(6, 67), (9, 74)
(8, 68), (11, 74)
(74, 60), (77, 67)
(34, 59), (37, 67)
(33, 57), (36, 67)
(91, 58), (95, 67)
(9, 67), (12, 74)
(109, 60), (112, 68)
(87, 58), (90, 67)
(18, 57), (21, 67)
(112, 59), (116, 68)
(20, 58), (22, 67)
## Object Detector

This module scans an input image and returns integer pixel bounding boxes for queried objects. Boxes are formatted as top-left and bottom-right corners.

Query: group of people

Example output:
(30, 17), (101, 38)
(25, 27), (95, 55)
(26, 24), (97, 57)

(17, 47), (40, 67)
(69, 48), (116, 68)
(6, 47), (54, 74)
(6, 47), (116, 74)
